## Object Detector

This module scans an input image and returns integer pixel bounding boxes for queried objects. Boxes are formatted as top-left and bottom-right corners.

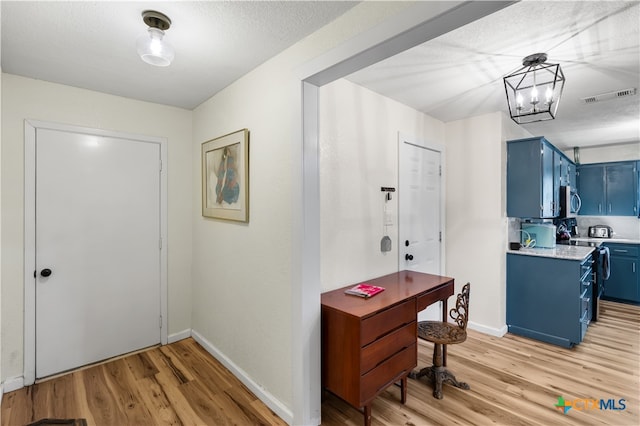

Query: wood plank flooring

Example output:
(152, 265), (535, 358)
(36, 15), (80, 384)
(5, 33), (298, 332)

(0, 338), (286, 426)
(2, 300), (638, 425)
(322, 300), (640, 425)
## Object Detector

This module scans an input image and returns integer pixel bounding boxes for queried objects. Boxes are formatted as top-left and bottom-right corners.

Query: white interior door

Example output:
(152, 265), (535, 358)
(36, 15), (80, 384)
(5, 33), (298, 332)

(35, 128), (161, 378)
(399, 135), (443, 320)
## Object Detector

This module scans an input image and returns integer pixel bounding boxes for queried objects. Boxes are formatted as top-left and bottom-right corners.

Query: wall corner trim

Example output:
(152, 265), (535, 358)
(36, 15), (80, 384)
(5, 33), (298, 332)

(191, 329), (293, 425)
(468, 321), (508, 338)
(167, 329), (192, 344)
(2, 376), (25, 393)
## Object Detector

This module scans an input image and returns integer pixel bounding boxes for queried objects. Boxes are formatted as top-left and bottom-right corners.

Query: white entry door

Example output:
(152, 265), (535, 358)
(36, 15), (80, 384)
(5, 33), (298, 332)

(399, 135), (443, 320)
(35, 128), (162, 378)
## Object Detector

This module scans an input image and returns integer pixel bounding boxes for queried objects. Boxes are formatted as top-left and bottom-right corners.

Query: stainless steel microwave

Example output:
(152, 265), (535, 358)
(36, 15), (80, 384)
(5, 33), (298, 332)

(560, 186), (581, 218)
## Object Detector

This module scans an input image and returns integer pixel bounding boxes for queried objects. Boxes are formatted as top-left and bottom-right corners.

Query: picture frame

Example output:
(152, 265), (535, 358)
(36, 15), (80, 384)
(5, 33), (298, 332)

(201, 129), (249, 222)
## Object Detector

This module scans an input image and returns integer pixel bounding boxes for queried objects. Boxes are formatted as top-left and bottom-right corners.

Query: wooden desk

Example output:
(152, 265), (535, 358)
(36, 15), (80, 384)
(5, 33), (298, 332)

(321, 270), (454, 426)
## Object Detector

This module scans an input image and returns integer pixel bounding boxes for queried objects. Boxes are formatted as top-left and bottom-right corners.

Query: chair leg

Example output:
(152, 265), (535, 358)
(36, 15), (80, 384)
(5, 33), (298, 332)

(410, 343), (470, 399)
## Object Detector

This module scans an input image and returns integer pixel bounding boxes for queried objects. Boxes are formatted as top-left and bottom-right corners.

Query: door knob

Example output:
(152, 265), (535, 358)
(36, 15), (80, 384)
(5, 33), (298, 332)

(405, 254), (413, 261)
(40, 268), (52, 277)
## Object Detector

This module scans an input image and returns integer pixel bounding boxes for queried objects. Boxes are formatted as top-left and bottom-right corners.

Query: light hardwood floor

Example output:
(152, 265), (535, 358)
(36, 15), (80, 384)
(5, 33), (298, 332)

(2, 300), (638, 426)
(322, 300), (639, 425)
(1, 338), (287, 426)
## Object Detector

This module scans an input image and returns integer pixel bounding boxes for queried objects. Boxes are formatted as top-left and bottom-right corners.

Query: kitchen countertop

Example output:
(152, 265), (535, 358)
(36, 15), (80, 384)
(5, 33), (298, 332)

(572, 237), (640, 244)
(507, 245), (595, 261)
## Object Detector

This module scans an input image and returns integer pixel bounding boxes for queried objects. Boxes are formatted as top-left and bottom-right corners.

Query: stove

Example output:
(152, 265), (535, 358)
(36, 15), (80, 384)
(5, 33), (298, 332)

(557, 240), (610, 322)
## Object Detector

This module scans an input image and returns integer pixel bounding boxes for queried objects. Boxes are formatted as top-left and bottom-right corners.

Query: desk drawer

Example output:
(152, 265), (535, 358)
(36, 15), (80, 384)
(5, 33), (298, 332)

(360, 343), (416, 403)
(417, 284), (453, 312)
(361, 300), (415, 346)
(361, 321), (416, 375)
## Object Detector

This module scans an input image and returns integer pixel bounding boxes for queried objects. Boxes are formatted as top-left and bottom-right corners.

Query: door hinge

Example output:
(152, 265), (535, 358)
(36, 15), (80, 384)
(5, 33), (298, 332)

(439, 165), (442, 176)
(159, 315), (163, 328)
(159, 237), (163, 249)
(159, 160), (163, 172)
(439, 231), (442, 242)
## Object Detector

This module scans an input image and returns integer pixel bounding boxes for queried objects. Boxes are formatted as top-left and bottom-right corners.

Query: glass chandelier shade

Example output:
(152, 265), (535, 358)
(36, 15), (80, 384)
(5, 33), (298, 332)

(137, 10), (174, 67)
(137, 27), (175, 67)
(503, 53), (565, 124)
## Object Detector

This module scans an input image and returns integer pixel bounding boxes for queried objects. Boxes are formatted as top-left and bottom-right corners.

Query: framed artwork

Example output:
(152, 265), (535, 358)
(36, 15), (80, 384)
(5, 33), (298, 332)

(202, 129), (249, 222)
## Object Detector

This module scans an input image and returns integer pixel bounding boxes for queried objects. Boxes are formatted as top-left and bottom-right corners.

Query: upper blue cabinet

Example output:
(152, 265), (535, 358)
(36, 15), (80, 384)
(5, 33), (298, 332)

(507, 137), (570, 218)
(577, 161), (638, 216)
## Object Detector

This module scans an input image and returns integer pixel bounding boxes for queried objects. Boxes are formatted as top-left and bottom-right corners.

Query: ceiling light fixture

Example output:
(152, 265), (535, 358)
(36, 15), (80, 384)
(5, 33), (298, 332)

(503, 53), (565, 124)
(137, 10), (175, 67)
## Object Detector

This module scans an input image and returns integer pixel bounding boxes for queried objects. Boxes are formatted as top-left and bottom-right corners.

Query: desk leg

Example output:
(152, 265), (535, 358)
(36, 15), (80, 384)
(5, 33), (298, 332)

(400, 375), (408, 404)
(442, 299), (448, 367)
(363, 404), (372, 426)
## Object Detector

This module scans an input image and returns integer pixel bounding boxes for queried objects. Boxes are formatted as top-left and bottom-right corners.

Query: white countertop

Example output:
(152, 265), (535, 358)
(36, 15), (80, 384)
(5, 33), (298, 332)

(572, 237), (640, 244)
(507, 245), (595, 261)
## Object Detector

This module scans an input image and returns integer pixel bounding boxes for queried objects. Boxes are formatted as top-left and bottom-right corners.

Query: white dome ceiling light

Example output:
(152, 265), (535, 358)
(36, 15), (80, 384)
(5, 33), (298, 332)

(137, 10), (175, 67)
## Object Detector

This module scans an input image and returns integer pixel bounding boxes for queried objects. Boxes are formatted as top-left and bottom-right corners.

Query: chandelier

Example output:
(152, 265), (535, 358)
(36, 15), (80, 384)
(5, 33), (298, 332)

(503, 53), (565, 124)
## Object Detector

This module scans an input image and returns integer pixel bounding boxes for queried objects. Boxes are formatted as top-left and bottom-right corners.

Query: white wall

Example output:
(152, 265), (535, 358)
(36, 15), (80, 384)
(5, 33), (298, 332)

(562, 142), (640, 164)
(190, 2), (417, 422)
(444, 112), (531, 335)
(319, 78), (445, 290)
(1, 74), (193, 381)
(192, 2), (416, 422)
(0, 7), (3, 397)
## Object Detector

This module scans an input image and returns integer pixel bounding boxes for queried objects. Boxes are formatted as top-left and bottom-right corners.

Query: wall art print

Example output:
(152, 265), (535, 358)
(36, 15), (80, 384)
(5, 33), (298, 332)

(202, 129), (249, 222)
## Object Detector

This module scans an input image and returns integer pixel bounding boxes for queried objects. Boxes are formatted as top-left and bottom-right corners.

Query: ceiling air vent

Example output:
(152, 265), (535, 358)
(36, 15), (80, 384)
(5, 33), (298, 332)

(581, 88), (637, 104)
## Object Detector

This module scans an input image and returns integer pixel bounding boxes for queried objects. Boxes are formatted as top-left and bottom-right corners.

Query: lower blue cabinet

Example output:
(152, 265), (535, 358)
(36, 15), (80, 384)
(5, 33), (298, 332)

(603, 243), (639, 304)
(507, 253), (593, 347)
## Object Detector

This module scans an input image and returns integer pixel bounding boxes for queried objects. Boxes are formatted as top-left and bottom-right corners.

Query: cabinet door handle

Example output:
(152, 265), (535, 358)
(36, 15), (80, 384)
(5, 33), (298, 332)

(609, 203), (612, 213)
(634, 262), (636, 273)
(613, 249), (628, 253)
(598, 203), (602, 213)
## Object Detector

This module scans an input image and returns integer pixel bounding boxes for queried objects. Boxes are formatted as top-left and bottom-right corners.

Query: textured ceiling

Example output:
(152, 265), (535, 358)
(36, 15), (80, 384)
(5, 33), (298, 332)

(347, 0), (640, 149)
(2, 1), (638, 149)
(1, 1), (358, 109)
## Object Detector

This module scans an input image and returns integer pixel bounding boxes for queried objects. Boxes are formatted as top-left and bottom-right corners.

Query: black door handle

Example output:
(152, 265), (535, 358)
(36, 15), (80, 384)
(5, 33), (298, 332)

(40, 268), (52, 277)
(405, 254), (413, 261)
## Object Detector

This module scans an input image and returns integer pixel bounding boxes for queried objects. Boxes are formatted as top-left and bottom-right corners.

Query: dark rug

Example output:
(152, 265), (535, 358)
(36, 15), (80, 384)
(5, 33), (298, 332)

(27, 419), (87, 426)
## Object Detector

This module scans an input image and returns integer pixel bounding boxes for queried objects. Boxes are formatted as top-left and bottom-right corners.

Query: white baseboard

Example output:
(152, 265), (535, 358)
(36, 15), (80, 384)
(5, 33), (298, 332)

(168, 329), (192, 344)
(468, 321), (508, 337)
(2, 376), (25, 393)
(191, 329), (293, 425)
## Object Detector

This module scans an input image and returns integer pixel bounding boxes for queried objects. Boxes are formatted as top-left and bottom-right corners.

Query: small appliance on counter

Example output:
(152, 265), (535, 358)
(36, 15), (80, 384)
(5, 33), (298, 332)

(588, 225), (613, 238)
(521, 222), (556, 248)
(554, 217), (579, 238)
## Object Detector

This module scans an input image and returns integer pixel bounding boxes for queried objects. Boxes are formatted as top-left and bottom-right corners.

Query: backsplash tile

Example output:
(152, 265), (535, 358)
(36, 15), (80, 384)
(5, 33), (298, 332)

(577, 216), (640, 240)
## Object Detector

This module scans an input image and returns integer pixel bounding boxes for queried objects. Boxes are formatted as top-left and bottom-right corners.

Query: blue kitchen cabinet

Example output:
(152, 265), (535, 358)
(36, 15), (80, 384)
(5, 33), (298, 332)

(603, 243), (639, 303)
(607, 163), (638, 216)
(577, 161), (638, 216)
(577, 165), (605, 215)
(507, 253), (593, 347)
(507, 137), (562, 218)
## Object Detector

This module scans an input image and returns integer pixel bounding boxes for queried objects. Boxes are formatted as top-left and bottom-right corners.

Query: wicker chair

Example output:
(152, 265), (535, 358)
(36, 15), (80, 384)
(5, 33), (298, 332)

(409, 282), (471, 399)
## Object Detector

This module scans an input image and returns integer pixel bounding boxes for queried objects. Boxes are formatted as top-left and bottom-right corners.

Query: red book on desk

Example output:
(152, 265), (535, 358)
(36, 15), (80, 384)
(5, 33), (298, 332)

(344, 283), (385, 298)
